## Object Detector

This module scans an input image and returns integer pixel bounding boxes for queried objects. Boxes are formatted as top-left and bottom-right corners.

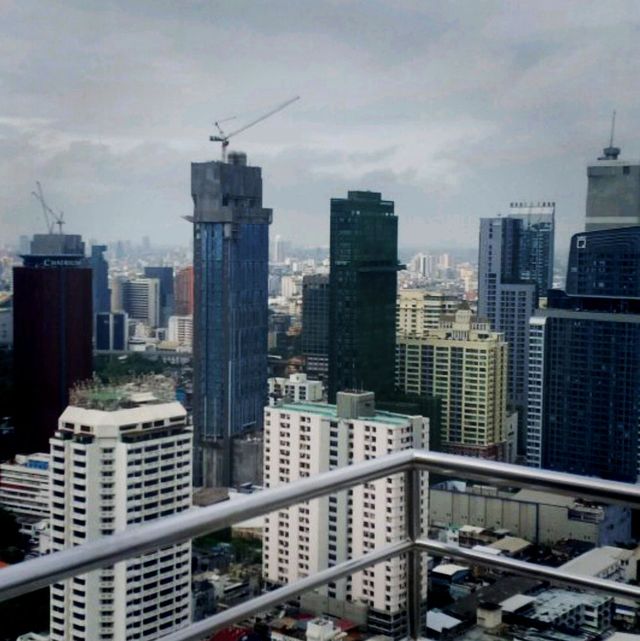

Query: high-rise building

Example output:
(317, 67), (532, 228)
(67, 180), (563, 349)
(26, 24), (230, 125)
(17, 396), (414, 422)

(174, 266), (194, 316)
(95, 311), (129, 351)
(13, 234), (92, 452)
(396, 290), (461, 338)
(396, 309), (514, 460)
(168, 315), (193, 349)
(190, 151), (272, 487)
(90, 245), (111, 315)
(585, 138), (640, 232)
(478, 216), (540, 455)
(49, 378), (192, 641)
(508, 202), (555, 293)
(328, 191), (402, 402)
(144, 266), (175, 327)
(263, 391), (428, 640)
(527, 227), (640, 482)
(301, 274), (329, 380)
(122, 277), (160, 328)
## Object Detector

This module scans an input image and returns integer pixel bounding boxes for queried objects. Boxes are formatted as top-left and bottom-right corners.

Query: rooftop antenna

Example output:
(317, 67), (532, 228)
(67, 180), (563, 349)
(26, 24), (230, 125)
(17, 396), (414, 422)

(599, 110), (621, 160)
(210, 95), (300, 162)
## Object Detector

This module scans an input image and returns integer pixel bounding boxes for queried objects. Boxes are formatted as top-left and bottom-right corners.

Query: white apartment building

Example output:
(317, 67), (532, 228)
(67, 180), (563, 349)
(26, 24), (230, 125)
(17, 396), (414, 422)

(49, 378), (192, 641)
(0, 452), (50, 519)
(263, 391), (429, 640)
(168, 315), (193, 349)
(268, 373), (324, 404)
(396, 290), (461, 338)
(122, 278), (161, 328)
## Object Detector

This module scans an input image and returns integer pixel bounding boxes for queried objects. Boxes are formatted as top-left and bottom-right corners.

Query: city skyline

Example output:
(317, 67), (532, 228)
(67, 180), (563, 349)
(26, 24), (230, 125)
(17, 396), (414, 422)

(1, 2), (639, 252)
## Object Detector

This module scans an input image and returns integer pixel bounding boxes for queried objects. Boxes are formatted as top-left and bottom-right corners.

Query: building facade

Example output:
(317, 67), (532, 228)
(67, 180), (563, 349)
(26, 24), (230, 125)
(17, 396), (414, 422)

(478, 216), (539, 455)
(144, 266), (175, 327)
(267, 372), (323, 404)
(301, 274), (329, 381)
(396, 309), (512, 460)
(13, 236), (93, 453)
(328, 191), (401, 402)
(585, 140), (640, 231)
(122, 278), (161, 328)
(174, 266), (194, 316)
(49, 379), (192, 641)
(191, 151), (272, 487)
(0, 453), (50, 520)
(90, 245), (111, 315)
(396, 290), (461, 338)
(527, 227), (640, 482)
(95, 311), (129, 351)
(508, 201), (555, 293)
(168, 315), (193, 349)
(263, 391), (428, 639)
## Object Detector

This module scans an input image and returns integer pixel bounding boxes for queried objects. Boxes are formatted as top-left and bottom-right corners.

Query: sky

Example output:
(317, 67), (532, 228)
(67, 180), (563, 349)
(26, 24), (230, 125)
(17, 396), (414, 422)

(1, 0), (639, 252)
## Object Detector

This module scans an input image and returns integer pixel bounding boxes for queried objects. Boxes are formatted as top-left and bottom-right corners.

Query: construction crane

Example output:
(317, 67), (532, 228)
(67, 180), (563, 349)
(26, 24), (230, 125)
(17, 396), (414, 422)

(210, 95), (300, 161)
(31, 181), (65, 234)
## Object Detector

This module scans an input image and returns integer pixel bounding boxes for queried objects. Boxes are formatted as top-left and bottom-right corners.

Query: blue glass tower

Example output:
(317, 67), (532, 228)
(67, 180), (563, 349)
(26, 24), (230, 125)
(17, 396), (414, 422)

(191, 152), (272, 487)
(527, 227), (640, 482)
(89, 244), (110, 315)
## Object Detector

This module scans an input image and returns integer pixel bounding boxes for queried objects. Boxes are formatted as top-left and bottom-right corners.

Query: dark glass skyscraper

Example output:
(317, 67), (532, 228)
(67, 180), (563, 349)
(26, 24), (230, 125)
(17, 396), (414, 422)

(144, 266), (175, 326)
(89, 244), (110, 315)
(328, 191), (401, 402)
(13, 234), (92, 452)
(191, 152), (272, 487)
(301, 273), (329, 381)
(527, 227), (640, 482)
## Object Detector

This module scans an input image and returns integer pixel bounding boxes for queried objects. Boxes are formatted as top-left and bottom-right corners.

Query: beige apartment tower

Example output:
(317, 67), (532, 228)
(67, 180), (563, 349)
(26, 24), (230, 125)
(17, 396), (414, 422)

(396, 290), (461, 338)
(396, 309), (513, 460)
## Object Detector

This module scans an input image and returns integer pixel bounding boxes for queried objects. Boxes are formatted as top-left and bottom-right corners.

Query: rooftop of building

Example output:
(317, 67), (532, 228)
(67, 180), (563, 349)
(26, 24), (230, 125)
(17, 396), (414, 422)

(69, 375), (177, 411)
(272, 400), (416, 426)
(560, 545), (637, 577)
(531, 589), (610, 621)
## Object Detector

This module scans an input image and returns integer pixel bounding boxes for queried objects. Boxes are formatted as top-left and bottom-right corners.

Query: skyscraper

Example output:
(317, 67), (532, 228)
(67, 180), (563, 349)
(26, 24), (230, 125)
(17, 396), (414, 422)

(13, 233), (92, 452)
(508, 202), (555, 293)
(190, 151), (272, 487)
(122, 277), (161, 328)
(585, 137), (640, 232)
(301, 273), (329, 381)
(263, 391), (428, 640)
(478, 216), (540, 455)
(49, 378), (192, 640)
(527, 227), (640, 482)
(144, 266), (175, 326)
(328, 191), (401, 402)
(89, 244), (111, 315)
(95, 311), (129, 351)
(396, 309), (514, 460)
(174, 266), (194, 316)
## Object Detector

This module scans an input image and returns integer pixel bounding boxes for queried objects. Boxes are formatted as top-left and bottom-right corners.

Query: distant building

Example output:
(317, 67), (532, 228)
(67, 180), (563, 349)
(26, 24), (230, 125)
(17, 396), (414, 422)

(0, 453), (50, 520)
(396, 290), (461, 338)
(168, 315), (193, 349)
(527, 227), (640, 482)
(13, 234), (92, 452)
(190, 151), (272, 487)
(122, 277), (161, 328)
(174, 266), (194, 316)
(396, 309), (513, 460)
(263, 391), (429, 640)
(49, 378), (192, 641)
(301, 274), (329, 380)
(0, 305), (12, 345)
(268, 373), (323, 404)
(328, 191), (402, 402)
(586, 137), (640, 231)
(478, 216), (540, 455)
(144, 266), (175, 326)
(95, 311), (129, 351)
(89, 244), (111, 315)
(508, 201), (555, 293)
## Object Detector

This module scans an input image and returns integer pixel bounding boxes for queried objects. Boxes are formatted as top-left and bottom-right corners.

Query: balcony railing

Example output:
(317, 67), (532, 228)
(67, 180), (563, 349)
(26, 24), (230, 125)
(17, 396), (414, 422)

(3, 449), (640, 641)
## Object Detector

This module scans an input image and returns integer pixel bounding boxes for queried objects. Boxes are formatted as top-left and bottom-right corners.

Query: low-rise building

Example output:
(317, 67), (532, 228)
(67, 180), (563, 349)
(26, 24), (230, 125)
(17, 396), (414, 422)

(268, 373), (323, 404)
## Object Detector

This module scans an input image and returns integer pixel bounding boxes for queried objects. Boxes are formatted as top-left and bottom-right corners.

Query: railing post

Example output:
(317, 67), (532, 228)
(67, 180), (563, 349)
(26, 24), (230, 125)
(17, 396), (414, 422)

(405, 467), (422, 640)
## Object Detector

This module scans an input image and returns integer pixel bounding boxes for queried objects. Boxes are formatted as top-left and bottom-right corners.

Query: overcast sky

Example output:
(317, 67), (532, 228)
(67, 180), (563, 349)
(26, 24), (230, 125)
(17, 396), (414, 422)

(1, 1), (639, 253)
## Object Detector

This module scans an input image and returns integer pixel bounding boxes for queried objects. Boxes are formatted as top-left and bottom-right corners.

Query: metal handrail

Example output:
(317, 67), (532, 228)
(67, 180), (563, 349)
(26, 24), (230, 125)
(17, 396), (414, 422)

(3, 449), (640, 641)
